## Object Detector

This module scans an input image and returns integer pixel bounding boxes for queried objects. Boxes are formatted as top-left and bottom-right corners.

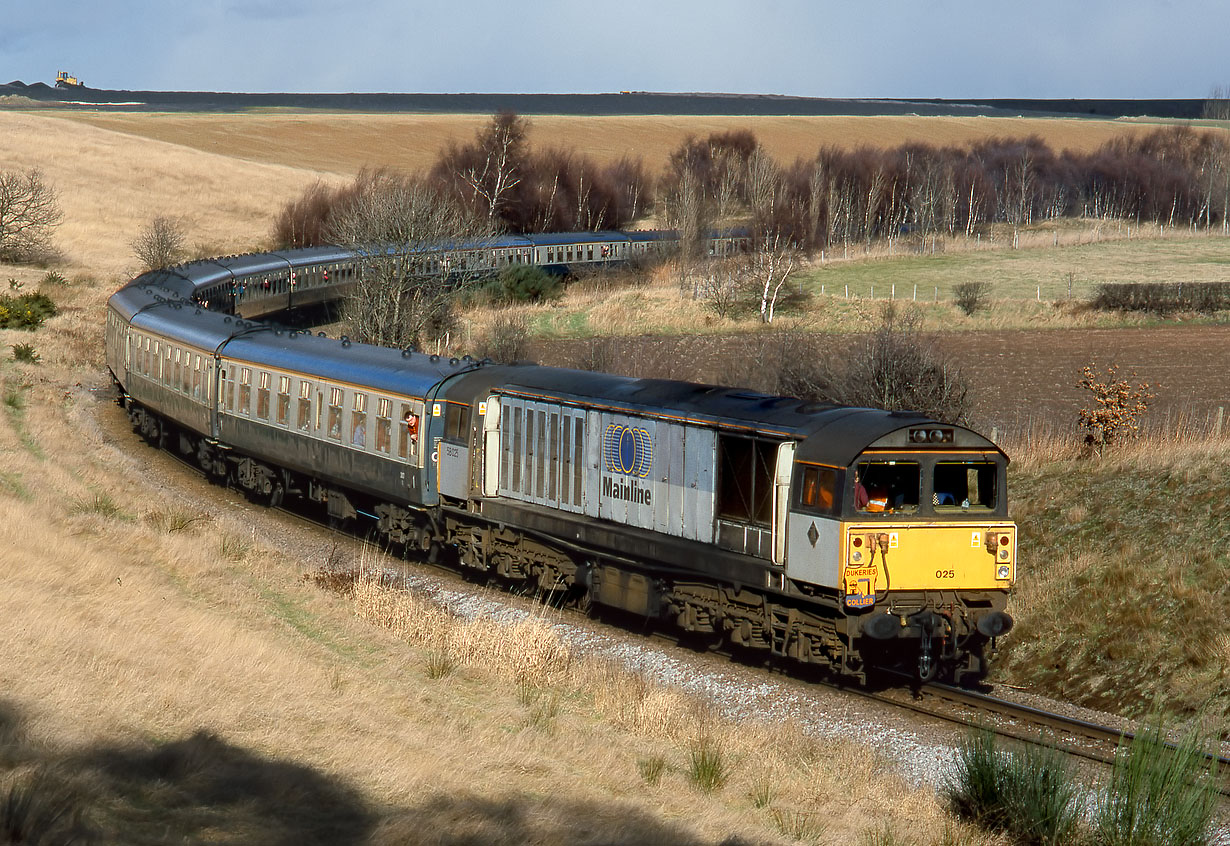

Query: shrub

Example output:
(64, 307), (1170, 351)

(953, 281), (991, 316)
(131, 216), (187, 271)
(494, 264), (561, 303)
(776, 303), (972, 424)
(1091, 721), (1220, 846)
(479, 313), (531, 363)
(945, 728), (1081, 846)
(1076, 363), (1153, 452)
(0, 291), (57, 330)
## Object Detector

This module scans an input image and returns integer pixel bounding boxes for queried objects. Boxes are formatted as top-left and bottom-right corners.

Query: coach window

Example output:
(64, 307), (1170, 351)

(277, 376), (291, 426)
(192, 355), (202, 399)
(933, 461), (997, 513)
(375, 398), (392, 453)
(548, 411), (559, 502)
(257, 372), (271, 420)
(854, 460), (919, 515)
(172, 350), (182, 392)
(327, 387), (343, 440)
(238, 368), (252, 415)
(222, 369), (234, 411)
(351, 393), (368, 448)
(297, 382), (312, 431)
(153, 342), (162, 381)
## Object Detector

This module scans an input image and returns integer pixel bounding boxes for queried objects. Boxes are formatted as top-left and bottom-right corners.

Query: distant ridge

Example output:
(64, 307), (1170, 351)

(0, 81), (1206, 118)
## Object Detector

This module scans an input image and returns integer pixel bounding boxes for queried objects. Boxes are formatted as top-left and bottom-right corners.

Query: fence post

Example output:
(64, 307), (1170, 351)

(1216, 406), (1225, 437)
(845, 284), (848, 299)
(913, 284), (917, 301)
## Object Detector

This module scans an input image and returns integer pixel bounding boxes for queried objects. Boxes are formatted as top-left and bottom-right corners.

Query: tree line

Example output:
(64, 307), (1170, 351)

(659, 125), (1230, 251)
(276, 116), (1230, 253)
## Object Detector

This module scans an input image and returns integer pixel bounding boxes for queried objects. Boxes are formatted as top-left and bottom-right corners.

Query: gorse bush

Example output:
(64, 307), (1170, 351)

(492, 264), (561, 303)
(0, 291), (57, 330)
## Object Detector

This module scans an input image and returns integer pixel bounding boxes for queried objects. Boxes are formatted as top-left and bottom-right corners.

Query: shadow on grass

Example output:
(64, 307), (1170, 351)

(0, 701), (373, 845)
(370, 793), (745, 846)
(1, 701), (747, 846)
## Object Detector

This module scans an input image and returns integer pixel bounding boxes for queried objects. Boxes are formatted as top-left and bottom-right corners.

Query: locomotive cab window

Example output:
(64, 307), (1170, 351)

(796, 465), (839, 516)
(933, 461), (997, 512)
(854, 460), (919, 515)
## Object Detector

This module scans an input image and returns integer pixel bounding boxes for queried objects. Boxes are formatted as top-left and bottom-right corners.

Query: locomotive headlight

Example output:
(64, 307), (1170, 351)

(996, 564), (1012, 580)
(998, 548), (1009, 561)
(851, 550), (863, 563)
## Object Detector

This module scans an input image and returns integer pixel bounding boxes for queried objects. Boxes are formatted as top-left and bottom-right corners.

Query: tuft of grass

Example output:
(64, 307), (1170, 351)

(144, 507), (209, 534)
(70, 491), (128, 521)
(11, 343), (40, 363)
(1091, 720), (1220, 846)
(770, 808), (825, 842)
(637, 754), (666, 787)
(749, 774), (775, 809)
(424, 648), (456, 680)
(686, 738), (728, 793)
(219, 533), (253, 563)
(40, 270), (69, 287)
(945, 728), (1081, 846)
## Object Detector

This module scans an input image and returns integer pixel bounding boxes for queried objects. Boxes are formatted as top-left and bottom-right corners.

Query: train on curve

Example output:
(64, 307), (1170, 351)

(104, 228), (1015, 685)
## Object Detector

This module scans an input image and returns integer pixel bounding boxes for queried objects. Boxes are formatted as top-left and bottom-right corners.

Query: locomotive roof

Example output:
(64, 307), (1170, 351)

(470, 366), (996, 466)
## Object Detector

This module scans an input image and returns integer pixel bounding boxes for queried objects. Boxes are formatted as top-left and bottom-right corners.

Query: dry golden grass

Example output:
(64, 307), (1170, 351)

(52, 110), (1172, 176)
(1, 111), (328, 279)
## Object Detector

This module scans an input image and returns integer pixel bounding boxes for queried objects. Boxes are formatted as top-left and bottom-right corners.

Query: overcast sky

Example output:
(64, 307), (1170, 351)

(3, 0), (1227, 99)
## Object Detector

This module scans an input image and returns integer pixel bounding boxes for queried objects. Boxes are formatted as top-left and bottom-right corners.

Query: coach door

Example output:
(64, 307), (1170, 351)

(438, 400), (472, 500)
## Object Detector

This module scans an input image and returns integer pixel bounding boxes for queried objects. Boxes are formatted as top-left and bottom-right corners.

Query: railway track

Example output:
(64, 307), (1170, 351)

(862, 676), (1230, 796)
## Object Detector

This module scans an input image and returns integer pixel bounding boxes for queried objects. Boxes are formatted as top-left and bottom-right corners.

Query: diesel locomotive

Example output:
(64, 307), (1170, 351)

(105, 229), (1014, 685)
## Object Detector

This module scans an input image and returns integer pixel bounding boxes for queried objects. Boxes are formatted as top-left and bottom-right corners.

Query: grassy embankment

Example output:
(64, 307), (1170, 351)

(1000, 432), (1230, 723)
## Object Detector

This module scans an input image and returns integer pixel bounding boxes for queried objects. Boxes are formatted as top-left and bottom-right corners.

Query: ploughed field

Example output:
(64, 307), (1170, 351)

(533, 324), (1230, 434)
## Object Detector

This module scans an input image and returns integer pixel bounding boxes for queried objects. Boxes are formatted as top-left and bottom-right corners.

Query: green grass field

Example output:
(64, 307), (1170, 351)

(797, 228), (1230, 305)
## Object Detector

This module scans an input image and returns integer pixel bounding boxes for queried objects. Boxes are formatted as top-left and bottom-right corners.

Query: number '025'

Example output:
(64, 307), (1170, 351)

(936, 569), (955, 579)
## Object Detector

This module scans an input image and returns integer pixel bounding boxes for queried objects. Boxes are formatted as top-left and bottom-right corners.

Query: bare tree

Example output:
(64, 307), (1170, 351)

(326, 169), (492, 350)
(436, 111), (528, 229)
(777, 303), (971, 424)
(131, 216), (187, 271)
(0, 167), (63, 261)
(748, 234), (799, 323)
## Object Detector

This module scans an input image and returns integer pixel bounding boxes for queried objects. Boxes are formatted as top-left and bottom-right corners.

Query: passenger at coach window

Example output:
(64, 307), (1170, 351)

(351, 418), (366, 448)
(404, 410), (419, 445)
